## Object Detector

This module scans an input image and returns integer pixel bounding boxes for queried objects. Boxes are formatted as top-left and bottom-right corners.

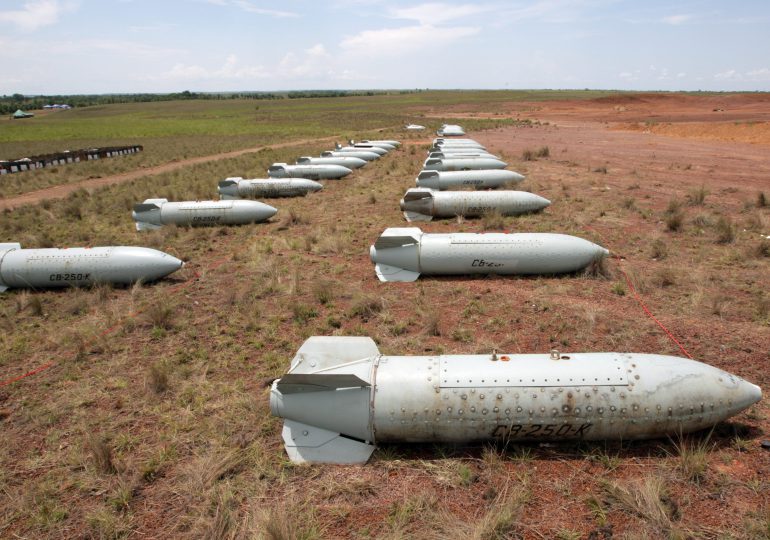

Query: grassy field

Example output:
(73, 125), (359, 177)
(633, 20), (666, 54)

(0, 93), (768, 539)
(0, 90), (613, 199)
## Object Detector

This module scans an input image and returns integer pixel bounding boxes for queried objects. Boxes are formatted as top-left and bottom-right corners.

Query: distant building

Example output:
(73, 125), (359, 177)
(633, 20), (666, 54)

(12, 109), (34, 119)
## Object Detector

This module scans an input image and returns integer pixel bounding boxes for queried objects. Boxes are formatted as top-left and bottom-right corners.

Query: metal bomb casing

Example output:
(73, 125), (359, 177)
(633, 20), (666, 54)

(370, 227), (609, 282)
(416, 169), (524, 190)
(335, 145), (387, 156)
(423, 157), (507, 171)
(270, 336), (762, 464)
(297, 156), (367, 169)
(268, 163), (351, 180)
(349, 140), (396, 151)
(0, 243), (183, 291)
(401, 188), (550, 222)
(132, 198), (277, 231)
(322, 150), (380, 162)
(218, 177), (322, 199)
(361, 139), (400, 148)
(436, 124), (466, 136)
(428, 151), (499, 160)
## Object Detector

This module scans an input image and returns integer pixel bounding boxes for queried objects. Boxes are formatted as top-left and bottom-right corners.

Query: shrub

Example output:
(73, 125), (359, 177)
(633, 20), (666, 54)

(714, 216), (735, 244)
(687, 185), (708, 206)
(535, 146), (550, 158)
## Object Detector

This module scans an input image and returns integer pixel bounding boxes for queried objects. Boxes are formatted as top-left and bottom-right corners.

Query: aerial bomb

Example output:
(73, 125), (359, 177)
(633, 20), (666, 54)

(436, 124), (466, 136)
(423, 157), (507, 171)
(416, 169), (523, 190)
(297, 156), (367, 169)
(400, 188), (550, 222)
(428, 151), (499, 160)
(322, 150), (380, 162)
(334, 144), (387, 156)
(348, 139), (396, 151)
(361, 139), (400, 148)
(405, 124), (425, 130)
(270, 336), (762, 464)
(268, 163), (351, 180)
(0, 243), (183, 292)
(218, 177), (322, 199)
(434, 138), (483, 145)
(132, 199), (276, 231)
(370, 227), (608, 282)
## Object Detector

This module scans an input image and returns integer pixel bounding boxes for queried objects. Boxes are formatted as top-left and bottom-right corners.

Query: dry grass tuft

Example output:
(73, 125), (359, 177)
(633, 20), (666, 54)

(349, 295), (384, 321)
(651, 267), (677, 288)
(480, 209), (506, 230)
(664, 199), (685, 232)
(687, 184), (708, 206)
(583, 254), (612, 279)
(714, 215), (735, 244)
(757, 191), (767, 208)
(650, 238), (668, 259)
(603, 475), (676, 532)
(148, 362), (170, 394)
(87, 434), (117, 475)
(668, 432), (712, 484)
(144, 302), (176, 330)
(423, 309), (441, 336)
(260, 495), (324, 540)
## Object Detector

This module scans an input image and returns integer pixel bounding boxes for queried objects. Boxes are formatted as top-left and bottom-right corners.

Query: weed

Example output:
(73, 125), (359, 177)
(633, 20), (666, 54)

(650, 238), (667, 259)
(144, 302), (175, 330)
(480, 209), (506, 230)
(710, 295), (729, 317)
(423, 309), (441, 336)
(687, 184), (708, 206)
(292, 304), (317, 324)
(584, 254), (611, 279)
(668, 432), (712, 484)
(261, 496), (324, 539)
(621, 197), (635, 210)
(312, 280), (335, 305)
(87, 434), (117, 474)
(451, 327), (473, 342)
(535, 146), (550, 158)
(521, 149), (535, 161)
(611, 282), (626, 296)
(277, 208), (305, 229)
(602, 475), (675, 532)
(758, 191), (767, 208)
(652, 267), (676, 288)
(714, 215), (735, 244)
(368, 191), (376, 204)
(594, 166), (608, 174)
(664, 199), (685, 232)
(753, 239), (770, 258)
(148, 362), (170, 394)
(349, 295), (384, 321)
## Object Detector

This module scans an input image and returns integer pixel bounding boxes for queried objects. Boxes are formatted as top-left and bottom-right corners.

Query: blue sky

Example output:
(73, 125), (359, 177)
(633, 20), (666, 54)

(1, 0), (769, 94)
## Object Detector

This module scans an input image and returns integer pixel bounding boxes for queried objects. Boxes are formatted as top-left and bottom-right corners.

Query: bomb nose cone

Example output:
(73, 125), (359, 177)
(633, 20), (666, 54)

(512, 172), (526, 182)
(369, 244), (377, 263)
(740, 380), (762, 408)
(399, 198), (405, 211)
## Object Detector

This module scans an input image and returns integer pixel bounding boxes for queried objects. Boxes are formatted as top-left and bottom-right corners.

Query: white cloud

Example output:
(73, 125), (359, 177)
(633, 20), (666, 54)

(340, 24), (479, 55)
(662, 14), (694, 25)
(747, 68), (770, 79)
(390, 3), (490, 25)
(205, 0), (298, 18)
(340, 2), (483, 57)
(715, 69), (739, 80)
(162, 54), (269, 81)
(0, 0), (77, 31)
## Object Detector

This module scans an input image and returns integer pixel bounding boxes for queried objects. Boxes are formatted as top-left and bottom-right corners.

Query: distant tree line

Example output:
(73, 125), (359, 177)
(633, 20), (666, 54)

(1, 89), (423, 115)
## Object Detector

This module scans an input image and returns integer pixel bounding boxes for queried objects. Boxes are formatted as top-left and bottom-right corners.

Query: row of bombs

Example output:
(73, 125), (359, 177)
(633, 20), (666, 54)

(368, 134), (608, 282)
(269, 132), (763, 463)
(0, 139), (402, 292)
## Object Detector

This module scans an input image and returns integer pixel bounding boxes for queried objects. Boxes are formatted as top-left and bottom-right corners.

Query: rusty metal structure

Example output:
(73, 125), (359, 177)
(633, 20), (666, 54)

(0, 145), (143, 175)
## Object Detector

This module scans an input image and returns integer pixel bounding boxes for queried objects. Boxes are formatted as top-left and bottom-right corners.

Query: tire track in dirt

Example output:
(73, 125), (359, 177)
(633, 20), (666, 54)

(0, 135), (344, 211)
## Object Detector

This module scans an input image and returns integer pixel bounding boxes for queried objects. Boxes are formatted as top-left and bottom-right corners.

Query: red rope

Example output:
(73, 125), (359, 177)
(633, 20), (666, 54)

(614, 257), (693, 359)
